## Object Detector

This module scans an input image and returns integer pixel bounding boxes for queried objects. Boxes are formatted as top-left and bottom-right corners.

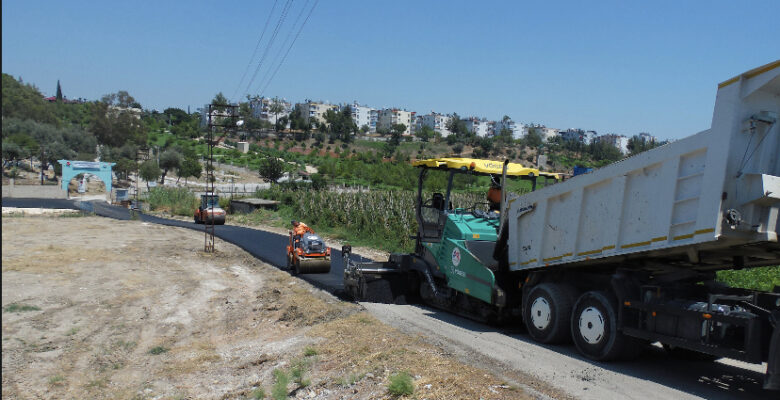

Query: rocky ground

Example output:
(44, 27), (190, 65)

(1, 215), (540, 399)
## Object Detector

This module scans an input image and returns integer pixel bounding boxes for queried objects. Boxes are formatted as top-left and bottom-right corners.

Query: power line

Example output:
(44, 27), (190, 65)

(242, 0), (294, 99)
(259, 0), (319, 98)
(255, 0), (311, 94)
(232, 0), (279, 102)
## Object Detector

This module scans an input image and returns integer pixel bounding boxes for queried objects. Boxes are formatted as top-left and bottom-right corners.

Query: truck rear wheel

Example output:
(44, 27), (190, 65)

(524, 283), (577, 344)
(571, 291), (642, 361)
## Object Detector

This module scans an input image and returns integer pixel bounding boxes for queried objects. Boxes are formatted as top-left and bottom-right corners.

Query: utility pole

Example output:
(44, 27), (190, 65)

(40, 146), (45, 185)
(205, 103), (238, 252)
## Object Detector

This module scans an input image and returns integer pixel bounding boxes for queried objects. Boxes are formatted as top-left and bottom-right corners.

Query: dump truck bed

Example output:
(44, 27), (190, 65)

(506, 61), (780, 273)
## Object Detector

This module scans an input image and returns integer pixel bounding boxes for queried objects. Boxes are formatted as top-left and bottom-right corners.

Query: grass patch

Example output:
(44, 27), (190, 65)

(48, 375), (65, 385)
(3, 303), (41, 313)
(387, 371), (414, 397)
(148, 345), (168, 355)
(271, 369), (289, 400)
(717, 266), (780, 292)
(65, 327), (79, 336)
(302, 346), (318, 357)
(58, 211), (86, 218)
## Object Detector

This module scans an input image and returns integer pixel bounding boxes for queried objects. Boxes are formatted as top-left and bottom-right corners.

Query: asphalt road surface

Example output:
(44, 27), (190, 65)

(3, 197), (772, 399)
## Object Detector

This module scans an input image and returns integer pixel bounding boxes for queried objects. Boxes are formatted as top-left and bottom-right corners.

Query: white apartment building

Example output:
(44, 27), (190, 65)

(541, 127), (559, 142)
(464, 117), (492, 137)
(560, 129), (598, 145)
(637, 132), (657, 143)
(420, 112), (452, 137)
(377, 108), (415, 135)
(494, 118), (523, 139)
(596, 134), (630, 154)
(296, 100), (339, 125)
(249, 97), (291, 124)
(350, 102), (377, 133)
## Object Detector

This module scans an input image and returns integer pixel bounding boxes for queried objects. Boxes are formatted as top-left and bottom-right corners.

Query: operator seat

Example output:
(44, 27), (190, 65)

(431, 193), (445, 211)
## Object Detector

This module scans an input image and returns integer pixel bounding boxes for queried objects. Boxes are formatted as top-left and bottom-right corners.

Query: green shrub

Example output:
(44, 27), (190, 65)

(303, 346), (318, 357)
(387, 371), (414, 396)
(148, 346), (168, 355)
(251, 388), (266, 399)
(717, 266), (780, 292)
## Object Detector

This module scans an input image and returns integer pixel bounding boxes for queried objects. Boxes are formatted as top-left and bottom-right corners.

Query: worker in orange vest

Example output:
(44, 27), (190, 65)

(487, 177), (502, 212)
(291, 220), (314, 248)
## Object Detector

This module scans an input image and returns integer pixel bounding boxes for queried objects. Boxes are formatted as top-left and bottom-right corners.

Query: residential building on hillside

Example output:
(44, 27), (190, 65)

(596, 134), (630, 154)
(377, 108), (415, 135)
(420, 112), (452, 137)
(350, 102), (377, 133)
(494, 118), (523, 139)
(249, 97), (291, 124)
(541, 127), (560, 142)
(296, 100), (339, 125)
(560, 129), (597, 144)
(464, 117), (492, 137)
(637, 132), (657, 143)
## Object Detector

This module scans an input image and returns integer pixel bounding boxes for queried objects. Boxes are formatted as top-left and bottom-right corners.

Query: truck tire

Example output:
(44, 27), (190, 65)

(571, 291), (642, 361)
(524, 283), (577, 344)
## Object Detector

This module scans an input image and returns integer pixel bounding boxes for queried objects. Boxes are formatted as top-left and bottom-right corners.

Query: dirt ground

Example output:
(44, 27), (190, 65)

(1, 215), (536, 399)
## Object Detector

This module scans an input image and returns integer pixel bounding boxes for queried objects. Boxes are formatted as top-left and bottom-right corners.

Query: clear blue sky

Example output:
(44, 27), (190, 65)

(3, 0), (779, 139)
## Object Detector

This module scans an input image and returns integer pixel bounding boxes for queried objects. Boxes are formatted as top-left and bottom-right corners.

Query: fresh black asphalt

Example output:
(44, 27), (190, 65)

(2, 197), (373, 294)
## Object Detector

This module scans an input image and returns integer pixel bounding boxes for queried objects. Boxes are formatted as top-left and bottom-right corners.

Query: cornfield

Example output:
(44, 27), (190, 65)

(147, 187), (199, 216)
(262, 187), (484, 252)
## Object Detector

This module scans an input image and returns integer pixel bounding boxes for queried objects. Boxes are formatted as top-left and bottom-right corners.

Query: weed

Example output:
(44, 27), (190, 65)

(65, 327), (79, 336)
(115, 339), (136, 351)
(3, 303), (41, 313)
(303, 346), (317, 357)
(357, 316), (373, 324)
(290, 360), (310, 387)
(387, 371), (414, 397)
(86, 377), (108, 389)
(252, 388), (266, 399)
(271, 369), (289, 400)
(48, 375), (65, 385)
(337, 372), (364, 387)
(148, 345), (168, 355)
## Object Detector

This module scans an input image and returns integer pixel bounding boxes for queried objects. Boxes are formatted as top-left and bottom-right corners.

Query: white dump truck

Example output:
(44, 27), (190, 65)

(502, 61), (779, 388)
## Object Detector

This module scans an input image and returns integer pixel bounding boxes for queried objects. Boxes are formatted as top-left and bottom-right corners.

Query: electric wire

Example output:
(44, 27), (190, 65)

(242, 0), (294, 100)
(258, 0), (319, 98)
(232, 0), (279, 102)
(254, 0), (311, 95)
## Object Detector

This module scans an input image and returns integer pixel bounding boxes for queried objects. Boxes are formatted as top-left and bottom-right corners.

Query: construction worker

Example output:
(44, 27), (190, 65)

(291, 220), (314, 248)
(487, 176), (502, 212)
